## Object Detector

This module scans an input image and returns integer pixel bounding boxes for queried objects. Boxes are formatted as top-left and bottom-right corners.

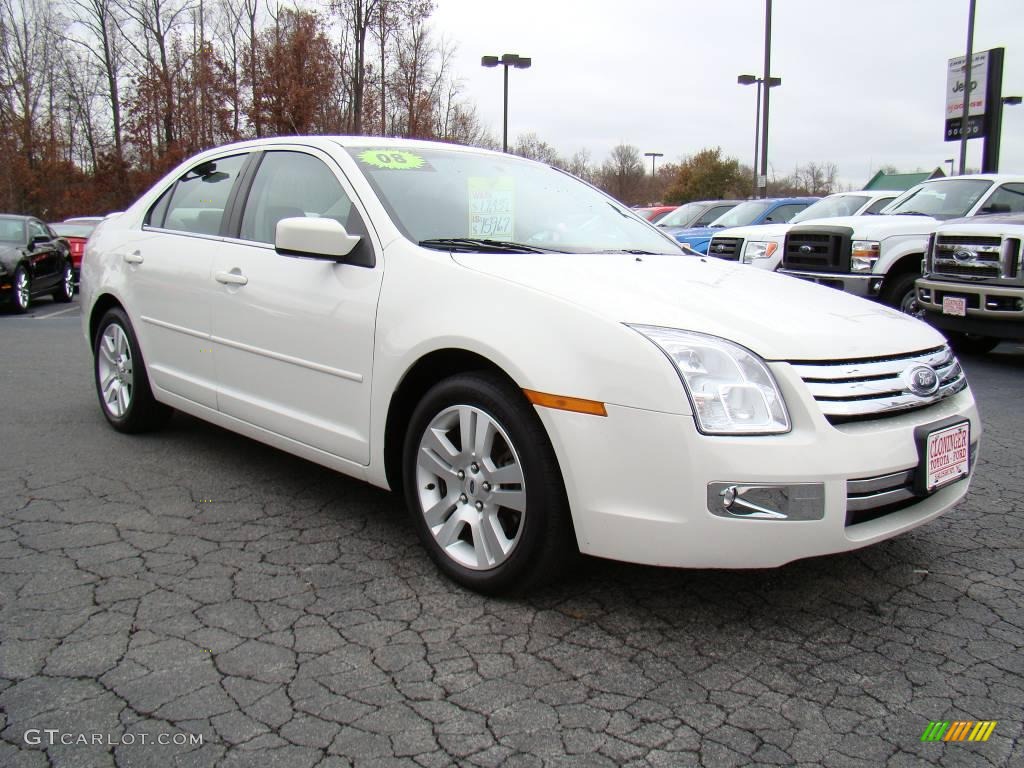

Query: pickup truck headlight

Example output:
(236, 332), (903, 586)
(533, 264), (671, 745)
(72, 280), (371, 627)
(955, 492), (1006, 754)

(741, 241), (777, 264)
(851, 240), (880, 272)
(630, 325), (791, 435)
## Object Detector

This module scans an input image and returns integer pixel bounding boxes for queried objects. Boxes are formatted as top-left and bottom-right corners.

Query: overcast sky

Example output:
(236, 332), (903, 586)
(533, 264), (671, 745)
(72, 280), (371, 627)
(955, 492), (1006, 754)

(430, 0), (1024, 188)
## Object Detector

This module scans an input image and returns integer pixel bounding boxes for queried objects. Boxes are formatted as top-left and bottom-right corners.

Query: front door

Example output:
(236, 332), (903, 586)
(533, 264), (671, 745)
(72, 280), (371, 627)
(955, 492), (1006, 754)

(210, 149), (383, 465)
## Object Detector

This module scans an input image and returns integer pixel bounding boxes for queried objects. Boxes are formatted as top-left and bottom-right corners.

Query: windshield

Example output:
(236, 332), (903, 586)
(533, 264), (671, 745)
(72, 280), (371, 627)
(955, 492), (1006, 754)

(708, 200), (772, 228)
(0, 217), (25, 242)
(885, 179), (993, 220)
(790, 195), (869, 223)
(346, 146), (682, 254)
(657, 202), (706, 227)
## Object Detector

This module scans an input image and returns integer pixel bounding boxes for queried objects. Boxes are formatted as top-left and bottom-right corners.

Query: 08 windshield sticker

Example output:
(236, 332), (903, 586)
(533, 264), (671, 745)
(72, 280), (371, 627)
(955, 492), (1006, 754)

(357, 149), (429, 171)
(468, 177), (514, 239)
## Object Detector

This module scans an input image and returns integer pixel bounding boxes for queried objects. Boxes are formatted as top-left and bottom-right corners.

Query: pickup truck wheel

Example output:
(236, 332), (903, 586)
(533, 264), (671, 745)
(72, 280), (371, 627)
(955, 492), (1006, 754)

(884, 273), (922, 318)
(946, 332), (1000, 355)
(94, 308), (172, 433)
(402, 372), (574, 595)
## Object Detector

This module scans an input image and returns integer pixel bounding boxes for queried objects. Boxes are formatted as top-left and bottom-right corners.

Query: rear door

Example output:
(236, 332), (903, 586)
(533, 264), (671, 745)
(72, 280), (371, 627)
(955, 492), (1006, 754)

(27, 219), (61, 289)
(128, 151), (251, 409)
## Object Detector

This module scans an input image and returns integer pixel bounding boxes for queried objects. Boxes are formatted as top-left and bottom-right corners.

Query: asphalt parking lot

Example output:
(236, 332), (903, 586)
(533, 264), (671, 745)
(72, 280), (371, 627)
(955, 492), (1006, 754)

(1, 298), (1022, 768)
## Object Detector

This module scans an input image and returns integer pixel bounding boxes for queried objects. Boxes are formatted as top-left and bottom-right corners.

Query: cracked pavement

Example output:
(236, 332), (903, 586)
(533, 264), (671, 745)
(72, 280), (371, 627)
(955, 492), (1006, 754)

(1, 306), (1022, 767)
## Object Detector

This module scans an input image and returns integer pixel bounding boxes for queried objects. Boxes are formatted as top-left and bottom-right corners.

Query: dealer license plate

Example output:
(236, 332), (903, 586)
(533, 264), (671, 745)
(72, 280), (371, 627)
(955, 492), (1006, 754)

(925, 422), (970, 492)
(942, 295), (967, 317)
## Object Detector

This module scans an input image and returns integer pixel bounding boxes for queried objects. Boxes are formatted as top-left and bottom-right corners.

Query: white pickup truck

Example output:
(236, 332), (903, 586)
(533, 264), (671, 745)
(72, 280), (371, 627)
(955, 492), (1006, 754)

(706, 190), (898, 269)
(917, 213), (1024, 353)
(777, 175), (1024, 314)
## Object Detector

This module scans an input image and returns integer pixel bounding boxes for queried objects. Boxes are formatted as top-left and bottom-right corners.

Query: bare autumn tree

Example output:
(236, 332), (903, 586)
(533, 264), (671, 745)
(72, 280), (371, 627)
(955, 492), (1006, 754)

(333, 0), (378, 134)
(116, 0), (193, 152)
(598, 143), (646, 205)
(64, 0), (126, 166)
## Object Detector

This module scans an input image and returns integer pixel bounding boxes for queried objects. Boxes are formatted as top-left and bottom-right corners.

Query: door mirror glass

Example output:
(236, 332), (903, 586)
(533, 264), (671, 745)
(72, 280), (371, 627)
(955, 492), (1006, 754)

(275, 217), (361, 261)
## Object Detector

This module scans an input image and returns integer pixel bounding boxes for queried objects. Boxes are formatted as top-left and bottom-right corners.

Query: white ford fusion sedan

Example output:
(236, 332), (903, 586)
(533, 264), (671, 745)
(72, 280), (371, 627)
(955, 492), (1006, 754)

(81, 137), (980, 594)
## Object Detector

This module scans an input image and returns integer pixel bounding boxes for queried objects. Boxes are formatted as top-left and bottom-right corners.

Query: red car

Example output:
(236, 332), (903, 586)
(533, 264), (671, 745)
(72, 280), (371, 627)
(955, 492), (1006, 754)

(633, 205), (677, 223)
(50, 218), (102, 282)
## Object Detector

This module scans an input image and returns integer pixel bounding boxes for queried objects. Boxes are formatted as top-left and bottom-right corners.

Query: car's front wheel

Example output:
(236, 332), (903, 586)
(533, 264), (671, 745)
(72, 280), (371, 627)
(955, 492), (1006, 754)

(52, 261), (74, 302)
(94, 308), (172, 433)
(946, 331), (1000, 355)
(884, 272), (922, 318)
(402, 372), (574, 594)
(12, 266), (30, 313)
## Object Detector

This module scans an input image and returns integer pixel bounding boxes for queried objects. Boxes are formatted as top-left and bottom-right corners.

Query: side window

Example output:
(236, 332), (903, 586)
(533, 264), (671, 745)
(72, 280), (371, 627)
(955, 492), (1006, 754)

(28, 220), (49, 242)
(981, 183), (1024, 214)
(240, 151), (365, 246)
(865, 196), (895, 214)
(162, 154), (247, 236)
(765, 204), (806, 223)
(146, 186), (174, 228)
(697, 205), (734, 226)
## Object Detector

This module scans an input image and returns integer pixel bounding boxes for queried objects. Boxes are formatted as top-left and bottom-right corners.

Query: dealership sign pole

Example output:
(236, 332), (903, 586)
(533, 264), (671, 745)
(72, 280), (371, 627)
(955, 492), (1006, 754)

(956, 0), (976, 176)
(944, 47), (1006, 173)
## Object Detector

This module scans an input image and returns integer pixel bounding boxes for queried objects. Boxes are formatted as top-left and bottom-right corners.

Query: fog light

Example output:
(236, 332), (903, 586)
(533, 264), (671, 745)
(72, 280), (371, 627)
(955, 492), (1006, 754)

(707, 482), (825, 520)
(919, 288), (931, 302)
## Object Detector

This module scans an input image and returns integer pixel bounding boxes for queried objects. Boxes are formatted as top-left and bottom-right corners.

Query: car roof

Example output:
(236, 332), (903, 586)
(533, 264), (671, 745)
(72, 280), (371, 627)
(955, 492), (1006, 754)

(924, 173), (1024, 183)
(0, 214), (31, 222)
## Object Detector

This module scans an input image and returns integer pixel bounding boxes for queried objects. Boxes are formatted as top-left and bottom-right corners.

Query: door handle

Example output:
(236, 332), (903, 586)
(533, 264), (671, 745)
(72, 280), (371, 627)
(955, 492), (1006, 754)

(123, 251), (143, 265)
(215, 271), (248, 286)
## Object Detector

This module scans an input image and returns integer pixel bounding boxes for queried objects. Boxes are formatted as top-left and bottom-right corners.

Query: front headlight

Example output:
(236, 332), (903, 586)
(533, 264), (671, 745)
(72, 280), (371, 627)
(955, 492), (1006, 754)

(629, 325), (791, 435)
(851, 240), (880, 272)
(742, 241), (778, 264)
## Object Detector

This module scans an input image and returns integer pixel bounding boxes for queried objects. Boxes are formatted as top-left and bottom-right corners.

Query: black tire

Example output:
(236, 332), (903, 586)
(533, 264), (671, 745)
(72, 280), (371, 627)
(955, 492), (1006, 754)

(12, 266), (30, 313)
(52, 260), (74, 302)
(882, 272), (922, 317)
(93, 307), (172, 433)
(402, 371), (575, 595)
(946, 331), (1000, 355)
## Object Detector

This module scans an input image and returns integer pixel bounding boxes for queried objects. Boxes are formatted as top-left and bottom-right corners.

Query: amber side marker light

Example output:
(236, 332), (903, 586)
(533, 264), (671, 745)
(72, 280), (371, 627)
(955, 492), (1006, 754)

(523, 389), (607, 417)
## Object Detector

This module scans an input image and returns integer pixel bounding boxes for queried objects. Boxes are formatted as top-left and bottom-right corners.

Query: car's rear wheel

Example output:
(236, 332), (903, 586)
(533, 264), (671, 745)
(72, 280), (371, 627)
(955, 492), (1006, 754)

(402, 372), (573, 594)
(12, 267), (30, 313)
(52, 261), (74, 302)
(94, 308), (172, 433)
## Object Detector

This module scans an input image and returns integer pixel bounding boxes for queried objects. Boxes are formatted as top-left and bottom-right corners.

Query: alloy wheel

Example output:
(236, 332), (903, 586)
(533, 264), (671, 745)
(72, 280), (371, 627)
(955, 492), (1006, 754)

(97, 323), (133, 418)
(414, 404), (526, 570)
(15, 270), (29, 309)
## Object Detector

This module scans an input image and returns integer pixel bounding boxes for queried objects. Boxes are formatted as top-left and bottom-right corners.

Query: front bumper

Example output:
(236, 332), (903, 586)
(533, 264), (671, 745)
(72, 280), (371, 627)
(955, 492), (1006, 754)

(777, 269), (880, 298)
(918, 277), (1024, 339)
(535, 369), (979, 569)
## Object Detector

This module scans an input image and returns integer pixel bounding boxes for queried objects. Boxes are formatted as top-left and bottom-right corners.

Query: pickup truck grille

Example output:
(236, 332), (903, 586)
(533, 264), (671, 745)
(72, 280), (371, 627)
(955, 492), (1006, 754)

(707, 237), (743, 261)
(782, 226), (852, 273)
(788, 345), (967, 423)
(931, 234), (1012, 279)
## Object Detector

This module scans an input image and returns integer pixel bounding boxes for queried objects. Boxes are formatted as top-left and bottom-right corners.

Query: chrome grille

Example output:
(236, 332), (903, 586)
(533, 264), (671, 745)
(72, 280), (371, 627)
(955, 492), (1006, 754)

(846, 469), (917, 526)
(789, 345), (968, 421)
(933, 236), (1007, 279)
(707, 237), (743, 261)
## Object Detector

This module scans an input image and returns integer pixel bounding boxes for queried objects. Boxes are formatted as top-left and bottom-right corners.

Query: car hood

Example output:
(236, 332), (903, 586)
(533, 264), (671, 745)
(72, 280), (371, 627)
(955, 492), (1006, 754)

(451, 252), (944, 360)
(792, 214), (939, 240)
(712, 223), (791, 240)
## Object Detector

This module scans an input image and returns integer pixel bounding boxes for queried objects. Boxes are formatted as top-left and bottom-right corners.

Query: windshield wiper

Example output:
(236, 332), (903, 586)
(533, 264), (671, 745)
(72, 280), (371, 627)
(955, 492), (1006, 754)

(891, 211), (933, 216)
(418, 237), (563, 254)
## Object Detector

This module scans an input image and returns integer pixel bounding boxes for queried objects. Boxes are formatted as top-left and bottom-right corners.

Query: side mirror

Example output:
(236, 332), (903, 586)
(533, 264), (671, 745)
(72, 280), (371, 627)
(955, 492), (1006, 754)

(30, 235), (51, 248)
(275, 217), (361, 261)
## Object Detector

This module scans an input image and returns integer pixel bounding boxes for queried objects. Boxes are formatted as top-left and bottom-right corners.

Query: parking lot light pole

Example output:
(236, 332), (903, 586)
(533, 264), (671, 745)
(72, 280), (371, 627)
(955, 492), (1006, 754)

(945, 158), (955, 176)
(739, 74), (781, 198)
(482, 53), (532, 153)
(644, 152), (664, 177)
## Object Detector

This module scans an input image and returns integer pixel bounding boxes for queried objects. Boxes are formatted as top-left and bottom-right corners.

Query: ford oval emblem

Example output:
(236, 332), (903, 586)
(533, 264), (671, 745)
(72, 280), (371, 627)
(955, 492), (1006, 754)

(714, 243), (725, 252)
(799, 244), (813, 254)
(902, 365), (940, 397)
(952, 248), (974, 262)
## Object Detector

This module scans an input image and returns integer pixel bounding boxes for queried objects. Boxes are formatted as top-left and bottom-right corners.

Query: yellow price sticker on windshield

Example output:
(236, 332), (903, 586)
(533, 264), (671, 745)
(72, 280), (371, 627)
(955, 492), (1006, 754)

(358, 149), (426, 170)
